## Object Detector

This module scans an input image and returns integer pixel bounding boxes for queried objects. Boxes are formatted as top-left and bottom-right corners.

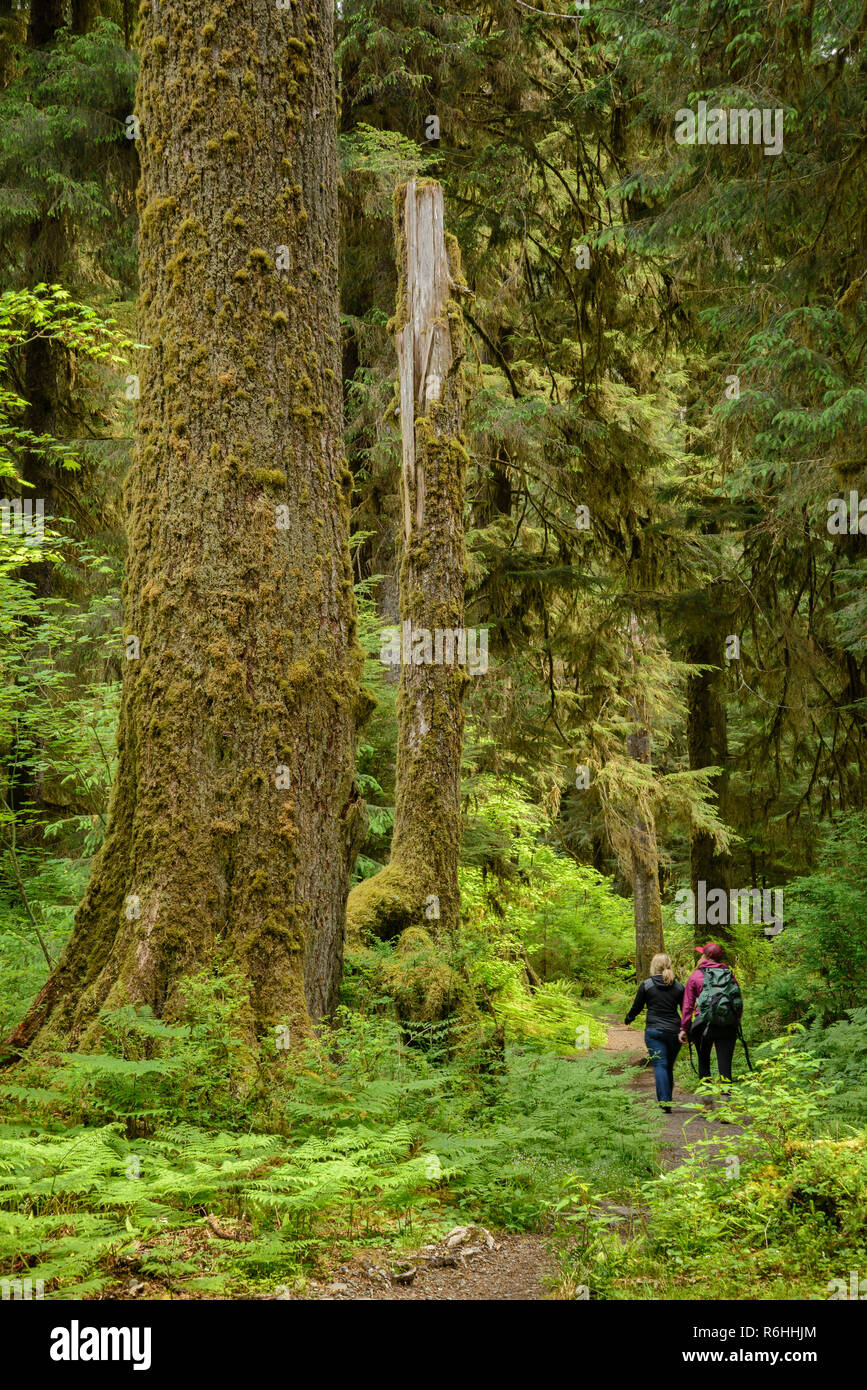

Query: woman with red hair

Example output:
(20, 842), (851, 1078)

(678, 942), (743, 1084)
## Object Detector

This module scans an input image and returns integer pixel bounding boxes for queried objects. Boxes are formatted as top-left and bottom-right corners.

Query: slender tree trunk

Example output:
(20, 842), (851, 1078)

(626, 613), (665, 980)
(686, 625), (732, 946)
(5, 241), (67, 817)
(70, 0), (101, 33)
(3, 0), (366, 1059)
(346, 180), (469, 968)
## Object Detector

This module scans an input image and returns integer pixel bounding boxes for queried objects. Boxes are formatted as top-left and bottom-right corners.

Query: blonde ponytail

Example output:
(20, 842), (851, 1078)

(650, 952), (675, 985)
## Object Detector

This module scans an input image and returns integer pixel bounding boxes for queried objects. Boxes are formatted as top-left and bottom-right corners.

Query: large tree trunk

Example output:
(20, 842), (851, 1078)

(626, 613), (665, 980)
(346, 180), (469, 977)
(70, 0), (101, 33)
(3, 0), (366, 1058)
(27, 0), (65, 48)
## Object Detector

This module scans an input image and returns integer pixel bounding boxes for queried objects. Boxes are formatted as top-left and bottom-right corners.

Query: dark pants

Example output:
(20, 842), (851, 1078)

(645, 1028), (680, 1103)
(695, 1027), (737, 1082)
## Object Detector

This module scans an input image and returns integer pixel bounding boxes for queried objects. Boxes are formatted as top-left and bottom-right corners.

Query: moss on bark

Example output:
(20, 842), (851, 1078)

(345, 181), (470, 1020)
(4, 0), (366, 1060)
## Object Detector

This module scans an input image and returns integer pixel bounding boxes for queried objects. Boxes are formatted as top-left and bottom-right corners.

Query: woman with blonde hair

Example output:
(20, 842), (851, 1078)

(624, 953), (685, 1112)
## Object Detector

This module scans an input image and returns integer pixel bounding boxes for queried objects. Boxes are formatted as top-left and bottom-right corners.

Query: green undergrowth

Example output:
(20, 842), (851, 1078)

(553, 1037), (867, 1301)
(490, 977), (607, 1052)
(0, 971), (657, 1299)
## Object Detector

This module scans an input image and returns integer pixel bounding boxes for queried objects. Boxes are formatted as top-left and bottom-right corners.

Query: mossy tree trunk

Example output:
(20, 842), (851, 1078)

(346, 181), (469, 1002)
(626, 613), (666, 981)
(0, 3), (26, 85)
(686, 622), (732, 948)
(4, 0), (366, 1057)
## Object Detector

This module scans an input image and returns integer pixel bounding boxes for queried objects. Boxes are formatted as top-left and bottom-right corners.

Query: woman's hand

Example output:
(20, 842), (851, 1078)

(678, 1030), (687, 1044)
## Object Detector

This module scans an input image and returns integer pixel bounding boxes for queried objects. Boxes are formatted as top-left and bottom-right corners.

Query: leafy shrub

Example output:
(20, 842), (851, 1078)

(460, 833), (634, 994)
(554, 1038), (867, 1300)
(748, 814), (867, 1035)
(804, 1008), (867, 1126)
(490, 977), (607, 1052)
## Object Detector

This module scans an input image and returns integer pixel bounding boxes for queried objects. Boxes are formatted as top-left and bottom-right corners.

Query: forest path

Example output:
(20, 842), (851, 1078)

(302, 1014), (735, 1300)
(603, 1015), (741, 1170)
(299, 1231), (551, 1300)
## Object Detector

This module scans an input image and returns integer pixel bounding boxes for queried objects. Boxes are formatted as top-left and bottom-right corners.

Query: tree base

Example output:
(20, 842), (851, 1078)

(345, 861), (438, 943)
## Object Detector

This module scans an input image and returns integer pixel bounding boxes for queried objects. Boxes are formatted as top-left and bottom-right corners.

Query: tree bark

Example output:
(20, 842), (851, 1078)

(70, 0), (101, 34)
(346, 180), (469, 969)
(626, 613), (665, 980)
(686, 625), (732, 946)
(0, 2), (27, 86)
(3, 0), (366, 1059)
(27, 0), (65, 47)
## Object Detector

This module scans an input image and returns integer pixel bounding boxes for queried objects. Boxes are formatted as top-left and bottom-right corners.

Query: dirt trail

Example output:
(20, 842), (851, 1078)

(300, 1231), (551, 1301)
(604, 1016), (741, 1170)
(304, 1015), (735, 1300)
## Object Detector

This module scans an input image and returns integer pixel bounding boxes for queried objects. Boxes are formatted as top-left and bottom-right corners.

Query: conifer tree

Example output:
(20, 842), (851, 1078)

(5, 0), (366, 1055)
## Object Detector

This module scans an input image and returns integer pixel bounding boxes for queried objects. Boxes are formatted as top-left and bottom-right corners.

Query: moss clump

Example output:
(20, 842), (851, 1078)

(248, 468), (286, 487)
(379, 927), (463, 1022)
(140, 195), (177, 233)
(210, 819), (238, 835)
(345, 863), (431, 945)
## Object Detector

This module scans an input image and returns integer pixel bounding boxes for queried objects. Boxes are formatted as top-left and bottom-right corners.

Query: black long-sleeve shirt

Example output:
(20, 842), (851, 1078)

(625, 974), (685, 1034)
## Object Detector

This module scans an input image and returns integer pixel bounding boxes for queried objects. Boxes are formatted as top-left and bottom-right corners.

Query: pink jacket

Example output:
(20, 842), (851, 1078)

(681, 960), (739, 1033)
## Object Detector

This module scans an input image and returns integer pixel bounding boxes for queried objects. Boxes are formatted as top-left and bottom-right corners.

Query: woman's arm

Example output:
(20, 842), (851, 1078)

(680, 972), (699, 1033)
(624, 981), (646, 1025)
(674, 980), (687, 1040)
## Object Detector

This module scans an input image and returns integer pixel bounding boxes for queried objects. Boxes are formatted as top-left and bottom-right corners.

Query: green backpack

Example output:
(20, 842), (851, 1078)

(694, 966), (743, 1031)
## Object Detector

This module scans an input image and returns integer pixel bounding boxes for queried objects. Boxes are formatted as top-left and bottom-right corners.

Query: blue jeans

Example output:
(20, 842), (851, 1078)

(645, 1028), (680, 1103)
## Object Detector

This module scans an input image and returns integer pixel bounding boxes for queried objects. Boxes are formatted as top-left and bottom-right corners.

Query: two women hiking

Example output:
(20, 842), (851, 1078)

(624, 942), (744, 1111)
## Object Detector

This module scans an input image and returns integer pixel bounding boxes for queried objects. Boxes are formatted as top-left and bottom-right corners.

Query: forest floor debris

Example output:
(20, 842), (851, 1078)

(300, 1229), (554, 1301)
